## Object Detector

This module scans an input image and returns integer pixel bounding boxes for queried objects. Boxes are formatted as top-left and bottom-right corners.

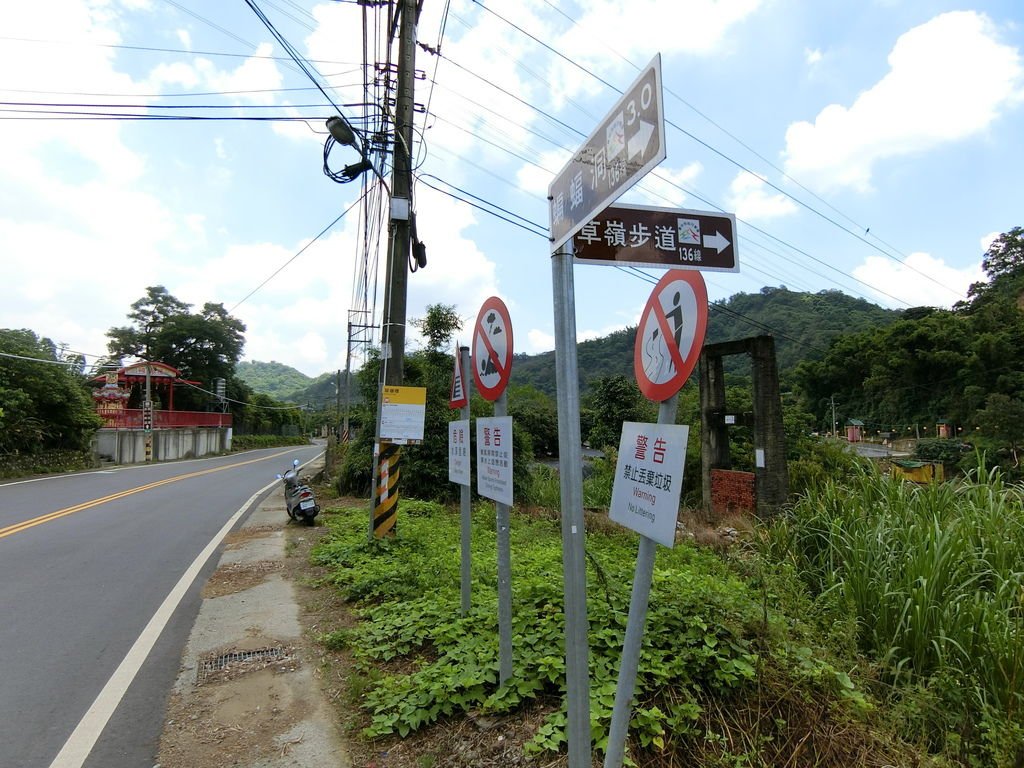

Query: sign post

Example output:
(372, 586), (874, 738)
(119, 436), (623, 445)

(603, 408), (688, 768)
(603, 269), (707, 768)
(379, 386), (427, 444)
(472, 298), (515, 685)
(449, 344), (473, 616)
(548, 55), (666, 768)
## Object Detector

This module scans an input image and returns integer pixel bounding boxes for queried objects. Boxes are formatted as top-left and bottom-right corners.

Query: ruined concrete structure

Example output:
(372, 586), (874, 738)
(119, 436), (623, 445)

(698, 335), (788, 519)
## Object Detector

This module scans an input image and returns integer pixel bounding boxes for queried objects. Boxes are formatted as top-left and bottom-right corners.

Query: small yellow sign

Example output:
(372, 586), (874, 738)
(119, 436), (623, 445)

(381, 386), (427, 443)
(382, 386), (427, 406)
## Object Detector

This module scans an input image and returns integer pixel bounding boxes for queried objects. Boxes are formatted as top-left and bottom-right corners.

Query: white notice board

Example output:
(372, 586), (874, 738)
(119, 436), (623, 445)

(610, 422), (689, 547)
(476, 416), (513, 505)
(449, 419), (471, 486)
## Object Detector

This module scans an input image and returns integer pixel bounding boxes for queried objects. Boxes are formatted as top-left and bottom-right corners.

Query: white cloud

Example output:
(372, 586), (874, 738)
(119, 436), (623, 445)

(526, 329), (555, 353)
(146, 43), (284, 102)
(852, 252), (984, 307)
(805, 47), (823, 66)
(203, 42), (283, 98)
(176, 28), (191, 50)
(784, 11), (1023, 192)
(980, 231), (1001, 253)
(0, 1), (181, 359)
(202, 228), (361, 375)
(407, 185), (501, 317)
(725, 171), (798, 221)
(271, 102), (326, 145)
(579, 323), (627, 343)
(626, 162), (703, 208)
(547, 0), (764, 105)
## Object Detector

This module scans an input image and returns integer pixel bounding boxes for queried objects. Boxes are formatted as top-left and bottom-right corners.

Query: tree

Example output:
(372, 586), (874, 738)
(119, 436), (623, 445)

(106, 286), (191, 361)
(107, 286), (247, 412)
(507, 384), (558, 457)
(411, 303), (462, 354)
(0, 329), (102, 454)
(584, 375), (656, 450)
(965, 227), (1024, 306)
(338, 303), (539, 502)
(340, 304), (467, 501)
(981, 227), (1024, 282)
(975, 393), (1024, 467)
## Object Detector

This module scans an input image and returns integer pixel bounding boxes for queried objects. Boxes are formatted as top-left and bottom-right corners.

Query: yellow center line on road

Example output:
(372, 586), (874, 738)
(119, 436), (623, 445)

(0, 449), (297, 541)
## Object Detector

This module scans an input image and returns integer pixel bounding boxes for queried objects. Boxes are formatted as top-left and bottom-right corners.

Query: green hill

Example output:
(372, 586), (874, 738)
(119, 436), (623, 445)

(235, 360), (313, 399)
(240, 288), (900, 402)
(512, 287), (899, 396)
(236, 362), (361, 409)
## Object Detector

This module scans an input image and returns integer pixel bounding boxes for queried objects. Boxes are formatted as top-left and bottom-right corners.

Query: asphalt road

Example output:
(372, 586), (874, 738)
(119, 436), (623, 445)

(0, 444), (325, 768)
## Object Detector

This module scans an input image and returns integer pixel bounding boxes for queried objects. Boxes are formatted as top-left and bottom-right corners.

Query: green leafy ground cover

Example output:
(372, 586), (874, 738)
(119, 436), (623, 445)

(312, 499), (921, 767)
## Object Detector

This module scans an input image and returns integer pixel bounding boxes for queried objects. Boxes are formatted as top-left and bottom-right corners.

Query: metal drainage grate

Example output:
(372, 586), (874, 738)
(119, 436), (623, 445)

(196, 646), (287, 684)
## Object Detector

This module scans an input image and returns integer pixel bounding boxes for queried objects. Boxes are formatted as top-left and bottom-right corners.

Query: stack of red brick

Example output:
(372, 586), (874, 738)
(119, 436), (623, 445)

(710, 469), (756, 517)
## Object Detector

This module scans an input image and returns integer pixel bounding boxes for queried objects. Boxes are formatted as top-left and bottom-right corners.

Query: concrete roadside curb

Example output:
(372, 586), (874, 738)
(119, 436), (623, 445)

(157, 457), (350, 768)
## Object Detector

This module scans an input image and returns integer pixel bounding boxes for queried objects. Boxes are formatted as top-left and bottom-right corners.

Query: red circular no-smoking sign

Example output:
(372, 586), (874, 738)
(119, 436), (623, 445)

(633, 270), (708, 402)
(472, 296), (514, 401)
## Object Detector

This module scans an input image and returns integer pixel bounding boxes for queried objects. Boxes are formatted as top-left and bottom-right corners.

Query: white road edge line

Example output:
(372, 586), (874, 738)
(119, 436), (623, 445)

(47, 478), (280, 768)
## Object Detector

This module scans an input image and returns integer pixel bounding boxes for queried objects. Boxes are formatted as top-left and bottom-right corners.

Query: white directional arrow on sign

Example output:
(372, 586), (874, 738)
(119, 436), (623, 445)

(627, 119), (655, 161)
(702, 230), (731, 254)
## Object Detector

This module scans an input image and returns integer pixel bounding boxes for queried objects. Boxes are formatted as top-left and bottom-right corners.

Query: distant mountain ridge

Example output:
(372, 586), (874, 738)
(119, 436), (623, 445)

(236, 360), (347, 407)
(512, 287), (899, 396)
(239, 288), (900, 401)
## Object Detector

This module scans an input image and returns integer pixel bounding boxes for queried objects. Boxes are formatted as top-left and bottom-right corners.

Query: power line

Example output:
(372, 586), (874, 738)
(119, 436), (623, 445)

(416, 173), (548, 236)
(0, 78), (361, 100)
(0, 110), (328, 124)
(0, 351), (77, 366)
(417, 44), (917, 308)
(0, 100), (372, 112)
(466, 0), (964, 301)
(161, 0), (258, 51)
(227, 191), (368, 314)
(0, 35), (358, 67)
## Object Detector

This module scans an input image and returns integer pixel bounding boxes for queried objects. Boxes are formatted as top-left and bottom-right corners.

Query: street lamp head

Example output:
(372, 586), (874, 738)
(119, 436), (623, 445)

(326, 116), (356, 146)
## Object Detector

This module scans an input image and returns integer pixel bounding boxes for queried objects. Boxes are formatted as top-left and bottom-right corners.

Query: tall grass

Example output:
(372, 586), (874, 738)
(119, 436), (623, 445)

(768, 466), (1024, 759)
(523, 456), (616, 511)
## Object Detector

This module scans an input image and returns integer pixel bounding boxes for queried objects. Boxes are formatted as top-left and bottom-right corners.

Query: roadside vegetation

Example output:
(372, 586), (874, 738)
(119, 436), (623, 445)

(313, 458), (1023, 767)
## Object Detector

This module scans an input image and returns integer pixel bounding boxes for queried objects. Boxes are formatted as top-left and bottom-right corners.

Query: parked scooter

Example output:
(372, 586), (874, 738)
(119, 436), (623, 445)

(277, 458), (320, 526)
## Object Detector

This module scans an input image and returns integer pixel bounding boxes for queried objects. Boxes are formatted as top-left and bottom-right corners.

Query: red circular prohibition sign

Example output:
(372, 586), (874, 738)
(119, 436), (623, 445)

(633, 270), (708, 402)
(472, 296), (514, 402)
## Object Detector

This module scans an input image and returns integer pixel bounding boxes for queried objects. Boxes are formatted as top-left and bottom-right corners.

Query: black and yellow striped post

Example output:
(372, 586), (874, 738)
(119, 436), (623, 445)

(372, 442), (401, 538)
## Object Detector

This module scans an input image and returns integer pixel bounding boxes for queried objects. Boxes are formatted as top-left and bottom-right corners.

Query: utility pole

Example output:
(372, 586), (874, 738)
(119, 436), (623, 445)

(144, 362), (153, 462)
(371, 0), (417, 539)
(335, 368), (342, 437)
(831, 395), (837, 438)
(380, 0), (417, 388)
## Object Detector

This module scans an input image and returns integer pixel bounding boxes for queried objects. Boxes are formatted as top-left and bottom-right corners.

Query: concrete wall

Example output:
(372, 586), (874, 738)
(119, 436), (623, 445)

(93, 427), (232, 465)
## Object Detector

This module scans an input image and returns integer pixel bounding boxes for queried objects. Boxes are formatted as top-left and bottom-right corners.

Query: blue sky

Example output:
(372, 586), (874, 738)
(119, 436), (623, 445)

(1, 0), (1021, 377)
